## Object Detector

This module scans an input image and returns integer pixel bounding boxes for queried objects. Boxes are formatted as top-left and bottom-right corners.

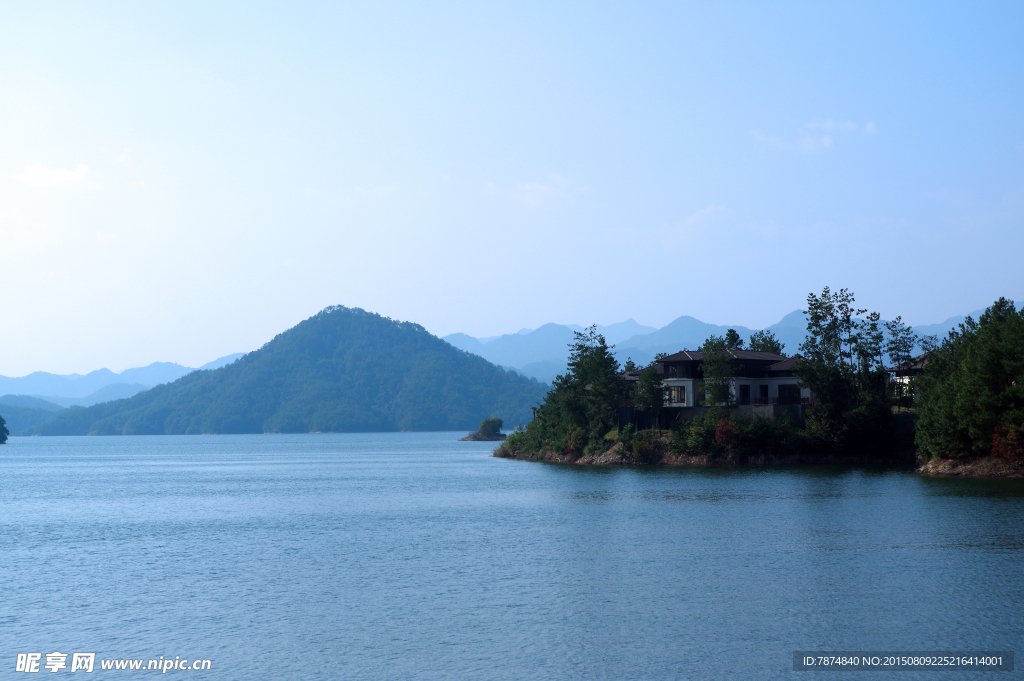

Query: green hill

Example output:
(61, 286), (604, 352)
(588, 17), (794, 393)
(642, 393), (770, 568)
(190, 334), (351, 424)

(25, 306), (548, 435)
(1, 405), (66, 434)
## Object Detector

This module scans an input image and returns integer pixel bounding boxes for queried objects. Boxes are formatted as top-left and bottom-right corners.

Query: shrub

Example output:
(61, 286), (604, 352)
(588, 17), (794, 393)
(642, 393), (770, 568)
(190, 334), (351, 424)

(631, 429), (660, 462)
(477, 418), (503, 437)
(564, 426), (586, 456)
(619, 423), (635, 452)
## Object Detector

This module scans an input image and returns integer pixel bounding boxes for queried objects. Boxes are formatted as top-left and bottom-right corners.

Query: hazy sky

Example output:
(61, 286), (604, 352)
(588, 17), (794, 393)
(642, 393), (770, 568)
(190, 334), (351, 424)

(2, 1), (1022, 375)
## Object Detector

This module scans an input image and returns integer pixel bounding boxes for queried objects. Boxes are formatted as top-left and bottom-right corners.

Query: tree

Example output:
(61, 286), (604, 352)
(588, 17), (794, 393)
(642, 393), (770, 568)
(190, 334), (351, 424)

(724, 329), (744, 349)
(748, 329), (785, 355)
(699, 334), (735, 407)
(633, 364), (665, 433)
(799, 286), (864, 371)
(477, 418), (503, 437)
(567, 326), (622, 424)
(623, 358), (637, 373)
(884, 316), (919, 408)
(884, 316), (918, 369)
(0, 413), (7, 444)
(856, 311), (885, 373)
(520, 326), (625, 454)
(916, 298), (1024, 460)
(795, 287), (891, 450)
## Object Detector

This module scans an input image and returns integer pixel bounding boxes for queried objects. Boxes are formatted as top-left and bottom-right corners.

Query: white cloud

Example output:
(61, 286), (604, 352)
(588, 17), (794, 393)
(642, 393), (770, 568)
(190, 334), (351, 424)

(679, 205), (734, 230)
(797, 133), (833, 153)
(749, 130), (786, 149)
(752, 119), (875, 153)
(808, 120), (859, 133)
(15, 163), (97, 189)
(651, 205), (731, 242)
(510, 175), (586, 206)
(116, 149), (130, 164)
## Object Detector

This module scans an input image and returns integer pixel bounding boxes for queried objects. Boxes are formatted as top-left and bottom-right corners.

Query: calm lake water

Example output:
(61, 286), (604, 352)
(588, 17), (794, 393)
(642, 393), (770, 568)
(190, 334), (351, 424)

(1, 433), (1022, 680)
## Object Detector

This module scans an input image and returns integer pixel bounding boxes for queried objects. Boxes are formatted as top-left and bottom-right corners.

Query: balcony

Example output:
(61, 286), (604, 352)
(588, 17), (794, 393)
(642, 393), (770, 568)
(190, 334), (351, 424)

(744, 396), (809, 406)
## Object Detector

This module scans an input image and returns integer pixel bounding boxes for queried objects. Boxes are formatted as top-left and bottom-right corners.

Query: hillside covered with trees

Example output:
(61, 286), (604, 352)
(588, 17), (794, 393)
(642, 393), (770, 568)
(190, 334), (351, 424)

(916, 298), (1023, 462)
(24, 306), (547, 435)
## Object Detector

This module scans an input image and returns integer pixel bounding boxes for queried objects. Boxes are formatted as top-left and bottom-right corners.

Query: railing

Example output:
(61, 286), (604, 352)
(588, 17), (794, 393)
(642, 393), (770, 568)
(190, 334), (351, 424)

(743, 396), (810, 406)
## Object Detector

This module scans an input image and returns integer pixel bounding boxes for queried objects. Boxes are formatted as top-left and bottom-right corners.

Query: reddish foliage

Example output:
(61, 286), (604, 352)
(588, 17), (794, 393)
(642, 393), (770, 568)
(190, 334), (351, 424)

(714, 418), (736, 447)
(991, 422), (1022, 459)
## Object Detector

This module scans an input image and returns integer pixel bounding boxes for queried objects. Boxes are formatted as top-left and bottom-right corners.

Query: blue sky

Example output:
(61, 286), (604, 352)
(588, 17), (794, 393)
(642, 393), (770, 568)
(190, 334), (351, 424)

(1, 1), (1021, 375)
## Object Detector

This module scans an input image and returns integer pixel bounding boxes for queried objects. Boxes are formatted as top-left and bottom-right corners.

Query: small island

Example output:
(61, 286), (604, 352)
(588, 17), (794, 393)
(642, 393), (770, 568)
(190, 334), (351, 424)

(496, 289), (1023, 477)
(461, 418), (507, 442)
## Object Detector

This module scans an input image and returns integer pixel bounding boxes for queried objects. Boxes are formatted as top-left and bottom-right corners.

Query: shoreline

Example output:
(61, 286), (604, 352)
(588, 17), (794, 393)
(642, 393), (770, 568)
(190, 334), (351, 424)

(495, 442), (1022, 477)
(494, 438), (915, 469)
(916, 456), (1024, 478)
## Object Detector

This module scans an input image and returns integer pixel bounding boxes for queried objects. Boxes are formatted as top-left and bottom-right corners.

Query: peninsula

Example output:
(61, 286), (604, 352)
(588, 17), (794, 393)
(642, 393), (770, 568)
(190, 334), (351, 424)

(495, 290), (1023, 478)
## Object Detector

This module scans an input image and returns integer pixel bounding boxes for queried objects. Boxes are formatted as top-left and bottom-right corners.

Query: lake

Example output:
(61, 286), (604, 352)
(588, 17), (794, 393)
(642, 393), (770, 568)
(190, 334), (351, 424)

(1, 433), (1022, 679)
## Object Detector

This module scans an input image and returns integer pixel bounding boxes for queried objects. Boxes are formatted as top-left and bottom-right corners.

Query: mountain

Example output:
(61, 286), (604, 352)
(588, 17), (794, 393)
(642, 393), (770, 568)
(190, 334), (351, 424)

(911, 310), (986, 341)
(199, 353), (245, 371)
(762, 310), (813, 356)
(0, 395), (66, 434)
(444, 317), (774, 382)
(442, 319), (657, 383)
(24, 306), (548, 435)
(0, 368), (123, 399)
(0, 354), (245, 399)
(445, 307), (987, 383)
(40, 383), (151, 408)
(0, 404), (62, 434)
(0, 394), (65, 411)
(615, 317), (759, 359)
(447, 323), (578, 369)
(596, 319), (660, 345)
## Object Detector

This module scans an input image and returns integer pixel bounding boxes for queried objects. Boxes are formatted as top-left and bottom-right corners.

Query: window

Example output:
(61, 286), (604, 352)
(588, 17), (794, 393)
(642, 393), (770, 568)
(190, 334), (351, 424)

(778, 384), (801, 404)
(739, 384), (751, 405)
(668, 386), (686, 404)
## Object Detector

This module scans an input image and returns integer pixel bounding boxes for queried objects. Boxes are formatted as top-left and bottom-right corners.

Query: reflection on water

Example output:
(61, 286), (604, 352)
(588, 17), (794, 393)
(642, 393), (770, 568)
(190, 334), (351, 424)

(1, 434), (1022, 681)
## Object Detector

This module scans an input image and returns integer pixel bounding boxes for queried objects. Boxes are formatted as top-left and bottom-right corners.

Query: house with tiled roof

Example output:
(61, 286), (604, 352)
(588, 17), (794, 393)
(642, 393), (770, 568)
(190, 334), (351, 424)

(657, 349), (809, 407)
(621, 349), (811, 427)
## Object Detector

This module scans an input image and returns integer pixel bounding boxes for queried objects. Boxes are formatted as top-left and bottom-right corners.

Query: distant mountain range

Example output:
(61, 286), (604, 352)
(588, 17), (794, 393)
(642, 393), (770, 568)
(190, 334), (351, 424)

(444, 309), (986, 384)
(20, 307), (546, 436)
(0, 353), (245, 405)
(0, 305), (991, 436)
(0, 354), (245, 433)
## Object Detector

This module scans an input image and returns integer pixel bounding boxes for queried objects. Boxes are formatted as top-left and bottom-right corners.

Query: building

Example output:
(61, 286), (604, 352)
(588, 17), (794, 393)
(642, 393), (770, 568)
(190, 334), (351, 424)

(889, 352), (929, 380)
(889, 351), (930, 404)
(620, 349), (811, 428)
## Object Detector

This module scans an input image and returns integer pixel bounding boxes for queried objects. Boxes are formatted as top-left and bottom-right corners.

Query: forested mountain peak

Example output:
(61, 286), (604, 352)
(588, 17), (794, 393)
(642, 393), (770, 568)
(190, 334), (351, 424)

(24, 306), (547, 435)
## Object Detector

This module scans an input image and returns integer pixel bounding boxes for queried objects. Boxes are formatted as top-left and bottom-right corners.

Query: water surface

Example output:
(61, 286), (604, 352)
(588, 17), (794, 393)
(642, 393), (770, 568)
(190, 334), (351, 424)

(2, 434), (1022, 679)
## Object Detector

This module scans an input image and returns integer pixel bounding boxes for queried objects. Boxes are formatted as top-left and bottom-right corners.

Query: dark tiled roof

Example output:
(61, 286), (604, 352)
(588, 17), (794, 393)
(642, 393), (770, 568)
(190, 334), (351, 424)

(658, 349), (788, 363)
(890, 352), (930, 374)
(621, 365), (664, 381)
(658, 350), (704, 362)
(768, 356), (804, 371)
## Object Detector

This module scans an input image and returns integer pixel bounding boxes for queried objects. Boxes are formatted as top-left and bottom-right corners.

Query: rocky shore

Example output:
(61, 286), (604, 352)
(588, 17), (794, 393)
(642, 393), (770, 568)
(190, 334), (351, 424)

(916, 456), (1024, 478)
(461, 432), (507, 442)
(494, 437), (917, 469)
